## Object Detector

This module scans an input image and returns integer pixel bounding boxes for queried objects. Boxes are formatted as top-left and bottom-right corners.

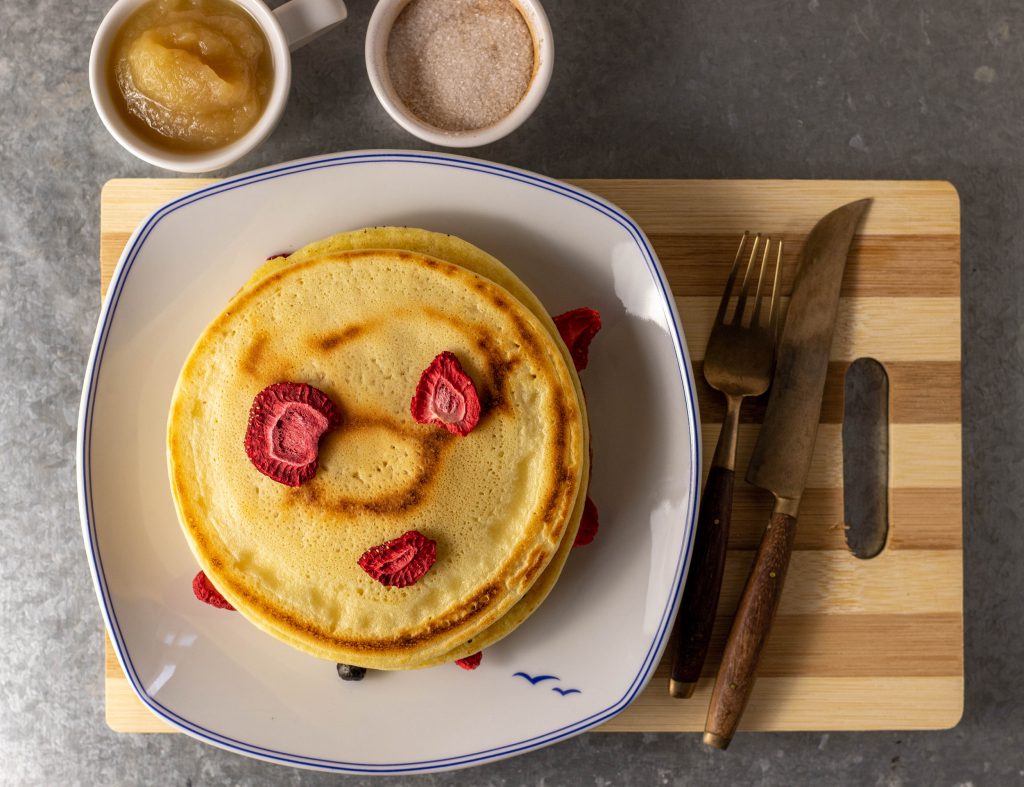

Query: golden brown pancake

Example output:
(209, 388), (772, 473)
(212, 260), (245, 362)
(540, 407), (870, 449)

(243, 228), (592, 667)
(169, 249), (585, 668)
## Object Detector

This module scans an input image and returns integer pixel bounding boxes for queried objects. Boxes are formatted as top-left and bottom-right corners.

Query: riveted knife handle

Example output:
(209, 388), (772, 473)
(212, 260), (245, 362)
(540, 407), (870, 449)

(669, 465), (735, 698)
(703, 511), (798, 749)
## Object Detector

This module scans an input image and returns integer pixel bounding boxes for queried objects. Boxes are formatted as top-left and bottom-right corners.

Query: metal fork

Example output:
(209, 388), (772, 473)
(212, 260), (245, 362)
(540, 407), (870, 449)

(669, 233), (783, 699)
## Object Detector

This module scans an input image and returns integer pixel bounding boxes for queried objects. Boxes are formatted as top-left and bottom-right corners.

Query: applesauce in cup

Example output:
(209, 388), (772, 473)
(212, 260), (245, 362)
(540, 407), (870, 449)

(107, 0), (273, 152)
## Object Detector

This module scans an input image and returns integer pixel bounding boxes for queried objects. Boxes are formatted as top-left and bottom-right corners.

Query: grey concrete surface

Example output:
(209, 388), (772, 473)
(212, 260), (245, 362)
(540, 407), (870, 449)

(0, 0), (1020, 784)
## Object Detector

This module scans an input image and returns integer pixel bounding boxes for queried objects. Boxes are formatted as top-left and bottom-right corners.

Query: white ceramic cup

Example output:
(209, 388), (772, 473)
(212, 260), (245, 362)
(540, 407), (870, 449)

(90, 0), (347, 173)
(365, 0), (554, 148)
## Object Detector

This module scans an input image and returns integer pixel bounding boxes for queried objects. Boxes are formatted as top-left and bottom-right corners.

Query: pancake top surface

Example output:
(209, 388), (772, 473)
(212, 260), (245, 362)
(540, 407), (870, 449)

(169, 249), (585, 668)
(246, 226), (591, 668)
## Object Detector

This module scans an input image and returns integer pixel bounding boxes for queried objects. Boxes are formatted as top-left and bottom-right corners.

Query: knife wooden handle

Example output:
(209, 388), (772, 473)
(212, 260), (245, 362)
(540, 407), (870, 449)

(703, 510), (798, 749)
(669, 465), (734, 698)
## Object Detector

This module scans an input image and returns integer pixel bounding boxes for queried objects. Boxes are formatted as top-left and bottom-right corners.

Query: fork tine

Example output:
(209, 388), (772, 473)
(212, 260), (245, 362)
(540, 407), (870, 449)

(767, 239), (783, 333)
(730, 233), (761, 325)
(715, 232), (748, 324)
(749, 237), (772, 327)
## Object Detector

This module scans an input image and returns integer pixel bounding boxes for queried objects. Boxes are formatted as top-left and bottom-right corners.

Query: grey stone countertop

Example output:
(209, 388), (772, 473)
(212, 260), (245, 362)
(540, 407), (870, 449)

(2, 0), (1021, 784)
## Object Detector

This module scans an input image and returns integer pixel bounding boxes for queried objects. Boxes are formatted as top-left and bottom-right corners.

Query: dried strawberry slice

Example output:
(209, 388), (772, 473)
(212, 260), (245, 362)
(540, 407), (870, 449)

(553, 307), (602, 371)
(455, 651), (483, 670)
(244, 382), (342, 486)
(192, 571), (235, 610)
(410, 352), (481, 436)
(573, 497), (599, 547)
(358, 530), (437, 588)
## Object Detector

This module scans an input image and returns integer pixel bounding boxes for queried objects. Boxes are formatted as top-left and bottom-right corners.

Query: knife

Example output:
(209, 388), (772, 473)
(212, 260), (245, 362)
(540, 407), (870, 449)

(702, 198), (871, 749)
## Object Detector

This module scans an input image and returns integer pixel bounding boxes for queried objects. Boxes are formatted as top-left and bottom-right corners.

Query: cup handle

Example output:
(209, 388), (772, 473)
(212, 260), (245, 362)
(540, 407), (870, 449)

(273, 0), (348, 51)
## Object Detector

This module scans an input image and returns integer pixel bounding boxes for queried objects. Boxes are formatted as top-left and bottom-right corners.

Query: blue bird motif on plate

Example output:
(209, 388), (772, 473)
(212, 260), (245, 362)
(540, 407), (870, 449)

(512, 671), (583, 696)
(512, 671), (560, 685)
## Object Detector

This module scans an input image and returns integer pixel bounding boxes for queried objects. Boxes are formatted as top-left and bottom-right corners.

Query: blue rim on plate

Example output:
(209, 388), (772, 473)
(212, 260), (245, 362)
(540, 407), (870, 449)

(77, 151), (701, 773)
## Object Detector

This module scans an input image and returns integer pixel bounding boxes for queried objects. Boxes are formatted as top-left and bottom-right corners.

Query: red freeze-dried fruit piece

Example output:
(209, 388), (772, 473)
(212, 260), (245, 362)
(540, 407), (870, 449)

(358, 530), (437, 588)
(455, 651), (483, 670)
(410, 352), (481, 436)
(244, 382), (342, 486)
(573, 497), (599, 547)
(192, 571), (235, 610)
(553, 308), (602, 371)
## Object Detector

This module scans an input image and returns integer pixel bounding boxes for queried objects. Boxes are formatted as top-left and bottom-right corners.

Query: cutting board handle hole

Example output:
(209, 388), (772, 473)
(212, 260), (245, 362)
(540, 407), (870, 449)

(842, 358), (889, 559)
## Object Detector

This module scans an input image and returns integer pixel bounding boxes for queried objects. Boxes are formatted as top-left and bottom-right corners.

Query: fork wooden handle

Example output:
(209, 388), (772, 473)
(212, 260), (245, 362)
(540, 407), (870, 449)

(703, 510), (798, 749)
(669, 465), (734, 698)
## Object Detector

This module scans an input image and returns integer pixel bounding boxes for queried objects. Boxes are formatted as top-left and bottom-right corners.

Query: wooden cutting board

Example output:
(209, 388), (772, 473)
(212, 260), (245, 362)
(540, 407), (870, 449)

(100, 178), (963, 733)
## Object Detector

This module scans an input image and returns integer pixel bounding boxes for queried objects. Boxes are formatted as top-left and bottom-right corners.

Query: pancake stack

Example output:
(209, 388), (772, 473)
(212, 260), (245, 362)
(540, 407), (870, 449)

(168, 228), (589, 669)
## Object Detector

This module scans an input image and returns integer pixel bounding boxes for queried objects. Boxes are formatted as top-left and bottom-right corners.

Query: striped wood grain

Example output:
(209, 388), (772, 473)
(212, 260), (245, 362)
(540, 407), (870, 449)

(99, 178), (963, 734)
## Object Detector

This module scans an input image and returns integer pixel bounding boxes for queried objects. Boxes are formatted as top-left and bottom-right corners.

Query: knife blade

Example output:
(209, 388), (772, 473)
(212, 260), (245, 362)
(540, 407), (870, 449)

(702, 198), (871, 750)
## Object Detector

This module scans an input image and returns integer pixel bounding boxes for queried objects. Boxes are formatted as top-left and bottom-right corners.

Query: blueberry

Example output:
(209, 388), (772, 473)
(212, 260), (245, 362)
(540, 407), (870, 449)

(336, 663), (367, 682)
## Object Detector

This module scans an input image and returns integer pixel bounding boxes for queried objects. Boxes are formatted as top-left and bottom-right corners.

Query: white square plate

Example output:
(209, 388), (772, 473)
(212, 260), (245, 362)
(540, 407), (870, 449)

(78, 151), (700, 773)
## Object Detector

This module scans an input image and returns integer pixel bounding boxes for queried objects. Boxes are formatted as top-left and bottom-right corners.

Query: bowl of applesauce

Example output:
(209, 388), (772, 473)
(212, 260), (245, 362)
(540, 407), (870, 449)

(90, 0), (346, 172)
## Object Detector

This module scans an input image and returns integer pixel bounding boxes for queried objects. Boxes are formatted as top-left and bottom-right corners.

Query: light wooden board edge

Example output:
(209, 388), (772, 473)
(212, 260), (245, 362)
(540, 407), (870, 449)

(98, 178), (964, 734)
(99, 178), (961, 236)
(104, 633), (963, 734)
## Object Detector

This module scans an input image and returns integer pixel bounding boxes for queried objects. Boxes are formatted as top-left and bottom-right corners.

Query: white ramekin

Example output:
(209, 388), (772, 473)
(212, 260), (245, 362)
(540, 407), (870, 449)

(365, 0), (554, 148)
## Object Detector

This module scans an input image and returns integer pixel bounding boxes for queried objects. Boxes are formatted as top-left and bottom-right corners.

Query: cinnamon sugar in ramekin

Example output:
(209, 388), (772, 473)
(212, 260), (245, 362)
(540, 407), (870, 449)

(386, 0), (535, 132)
